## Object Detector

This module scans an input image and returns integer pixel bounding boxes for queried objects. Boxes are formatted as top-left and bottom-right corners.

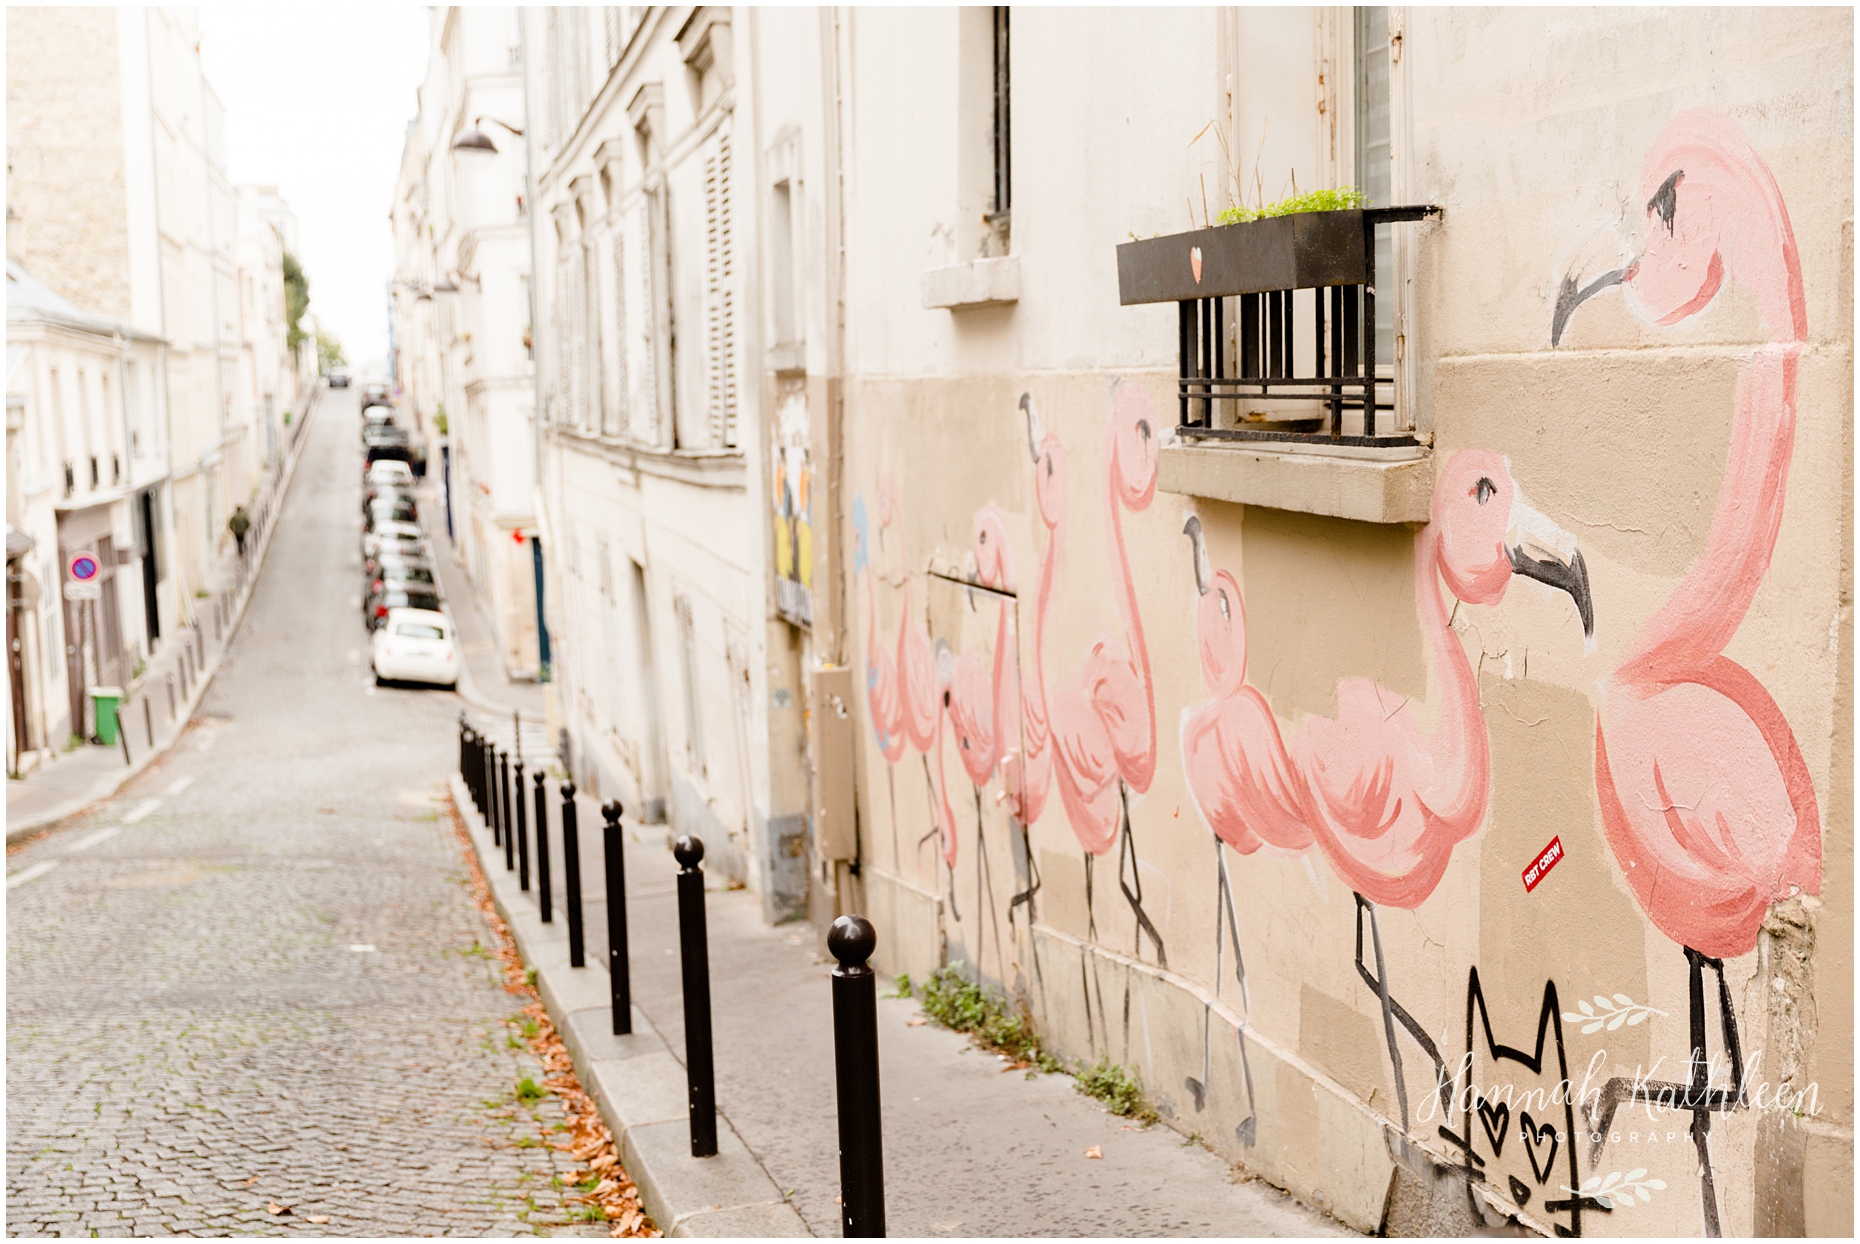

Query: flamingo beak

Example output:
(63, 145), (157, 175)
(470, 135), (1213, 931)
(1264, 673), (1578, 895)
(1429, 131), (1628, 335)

(1182, 513), (1211, 595)
(1504, 493), (1594, 640)
(1019, 392), (1043, 463)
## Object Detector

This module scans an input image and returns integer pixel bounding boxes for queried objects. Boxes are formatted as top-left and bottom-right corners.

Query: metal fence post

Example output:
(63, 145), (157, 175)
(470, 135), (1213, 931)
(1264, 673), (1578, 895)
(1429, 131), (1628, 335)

(561, 782), (584, 967)
(514, 760), (530, 891)
(675, 835), (718, 1158)
(500, 750), (515, 871)
(830, 915), (886, 1237)
(602, 801), (631, 1035)
(534, 770), (552, 923)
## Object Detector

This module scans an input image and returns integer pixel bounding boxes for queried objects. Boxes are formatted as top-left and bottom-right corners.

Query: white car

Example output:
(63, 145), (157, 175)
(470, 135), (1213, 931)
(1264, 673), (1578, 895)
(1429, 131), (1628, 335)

(363, 519), (424, 559)
(372, 608), (458, 688)
(367, 459), (414, 486)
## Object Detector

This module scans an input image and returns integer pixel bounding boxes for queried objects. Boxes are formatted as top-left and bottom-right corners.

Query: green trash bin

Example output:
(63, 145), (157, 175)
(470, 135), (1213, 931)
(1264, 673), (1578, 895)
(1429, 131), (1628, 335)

(88, 686), (123, 746)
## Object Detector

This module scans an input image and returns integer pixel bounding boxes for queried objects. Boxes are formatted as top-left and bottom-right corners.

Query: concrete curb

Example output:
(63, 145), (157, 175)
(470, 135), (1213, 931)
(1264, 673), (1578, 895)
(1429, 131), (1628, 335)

(6, 385), (326, 843)
(447, 773), (810, 1239)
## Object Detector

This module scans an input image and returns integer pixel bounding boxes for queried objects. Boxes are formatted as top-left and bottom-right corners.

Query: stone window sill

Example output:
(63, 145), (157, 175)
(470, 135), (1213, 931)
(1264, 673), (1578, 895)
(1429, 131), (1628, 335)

(921, 256), (1020, 310)
(1157, 438), (1433, 524)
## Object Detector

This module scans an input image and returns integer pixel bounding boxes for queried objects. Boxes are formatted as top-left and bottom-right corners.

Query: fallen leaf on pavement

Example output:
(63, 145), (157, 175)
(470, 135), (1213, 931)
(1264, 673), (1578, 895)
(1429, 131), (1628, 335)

(907, 1016), (927, 1027)
(1001, 1060), (1030, 1073)
(240, 1176), (260, 1187)
(267, 1202), (292, 1215)
(1084, 1146), (1103, 1160)
(306, 1216), (330, 1225)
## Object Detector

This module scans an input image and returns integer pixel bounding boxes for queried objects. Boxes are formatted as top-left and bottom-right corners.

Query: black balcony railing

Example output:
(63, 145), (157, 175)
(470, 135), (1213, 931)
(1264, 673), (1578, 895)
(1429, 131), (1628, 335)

(1117, 205), (1439, 448)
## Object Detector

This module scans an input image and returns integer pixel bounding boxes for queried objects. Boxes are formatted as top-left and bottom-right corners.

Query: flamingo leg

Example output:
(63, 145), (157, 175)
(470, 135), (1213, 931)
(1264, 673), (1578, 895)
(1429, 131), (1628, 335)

(1116, 784), (1167, 969)
(1184, 838), (1260, 1145)
(1006, 815), (1044, 989)
(1353, 895), (1453, 1126)
(975, 788), (1006, 986)
(886, 765), (898, 872)
(1361, 897), (1413, 1134)
(1581, 949), (1746, 1238)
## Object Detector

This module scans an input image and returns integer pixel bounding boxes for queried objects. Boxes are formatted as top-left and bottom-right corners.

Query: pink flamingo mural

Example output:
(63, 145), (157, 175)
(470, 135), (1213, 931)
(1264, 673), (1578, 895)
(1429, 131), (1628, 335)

(941, 506), (1018, 972)
(1178, 451), (1594, 1141)
(1552, 108), (1822, 1236)
(1019, 387), (1167, 970)
(852, 480), (956, 885)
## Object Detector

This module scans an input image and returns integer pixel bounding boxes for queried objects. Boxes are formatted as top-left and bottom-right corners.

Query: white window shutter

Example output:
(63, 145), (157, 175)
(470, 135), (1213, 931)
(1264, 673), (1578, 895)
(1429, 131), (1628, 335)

(703, 130), (738, 448)
(636, 203), (657, 443)
(612, 224), (630, 434)
(584, 240), (604, 434)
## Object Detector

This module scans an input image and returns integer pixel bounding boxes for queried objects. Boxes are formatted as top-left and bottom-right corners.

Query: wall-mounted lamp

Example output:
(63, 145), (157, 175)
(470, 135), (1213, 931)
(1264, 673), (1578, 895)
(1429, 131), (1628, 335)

(452, 116), (526, 156)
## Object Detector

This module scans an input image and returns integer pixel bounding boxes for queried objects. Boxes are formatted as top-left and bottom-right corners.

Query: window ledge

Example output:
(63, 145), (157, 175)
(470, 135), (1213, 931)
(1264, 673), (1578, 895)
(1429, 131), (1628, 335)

(1157, 438), (1433, 524)
(921, 256), (1020, 310)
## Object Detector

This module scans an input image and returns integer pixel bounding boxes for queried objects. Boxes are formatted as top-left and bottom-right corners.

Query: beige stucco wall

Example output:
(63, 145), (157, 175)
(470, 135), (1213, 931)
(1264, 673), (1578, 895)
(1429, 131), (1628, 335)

(833, 6), (1852, 1237)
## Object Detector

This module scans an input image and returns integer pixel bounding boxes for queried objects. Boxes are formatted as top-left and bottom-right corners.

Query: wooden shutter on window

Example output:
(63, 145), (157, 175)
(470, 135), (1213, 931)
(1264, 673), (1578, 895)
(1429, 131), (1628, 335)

(612, 224), (631, 435)
(635, 203), (658, 443)
(583, 240), (605, 435)
(702, 129), (737, 448)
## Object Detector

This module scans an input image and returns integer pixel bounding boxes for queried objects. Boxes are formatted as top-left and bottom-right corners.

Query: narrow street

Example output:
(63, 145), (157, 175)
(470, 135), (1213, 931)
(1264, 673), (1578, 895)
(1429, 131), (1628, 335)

(5, 393), (601, 1237)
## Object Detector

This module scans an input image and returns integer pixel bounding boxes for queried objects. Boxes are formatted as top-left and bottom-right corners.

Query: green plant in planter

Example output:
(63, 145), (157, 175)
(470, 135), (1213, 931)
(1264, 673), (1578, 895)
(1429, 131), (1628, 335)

(1216, 186), (1368, 226)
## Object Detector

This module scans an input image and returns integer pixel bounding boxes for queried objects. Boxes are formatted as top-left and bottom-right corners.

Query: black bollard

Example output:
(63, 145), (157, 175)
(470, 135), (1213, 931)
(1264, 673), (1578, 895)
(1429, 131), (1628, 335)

(119, 706), (133, 767)
(674, 836), (718, 1158)
(466, 727), (481, 812)
(534, 771), (552, 923)
(514, 760), (530, 891)
(561, 783), (584, 967)
(830, 915), (886, 1237)
(458, 715), (468, 789)
(144, 698), (154, 750)
(487, 739), (502, 847)
(167, 673), (177, 721)
(602, 801), (632, 1035)
(500, 750), (515, 871)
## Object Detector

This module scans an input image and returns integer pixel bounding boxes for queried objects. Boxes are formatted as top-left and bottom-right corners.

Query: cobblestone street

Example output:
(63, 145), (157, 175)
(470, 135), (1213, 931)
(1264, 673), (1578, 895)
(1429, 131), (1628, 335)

(6, 394), (603, 1237)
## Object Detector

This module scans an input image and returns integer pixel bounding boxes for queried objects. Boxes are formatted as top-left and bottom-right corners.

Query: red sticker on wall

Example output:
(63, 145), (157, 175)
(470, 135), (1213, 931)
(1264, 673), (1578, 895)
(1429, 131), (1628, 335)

(1522, 836), (1564, 892)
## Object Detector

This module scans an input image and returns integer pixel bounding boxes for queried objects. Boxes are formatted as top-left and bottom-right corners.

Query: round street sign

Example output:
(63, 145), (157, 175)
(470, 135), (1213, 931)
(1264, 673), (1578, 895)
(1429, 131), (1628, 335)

(68, 553), (100, 582)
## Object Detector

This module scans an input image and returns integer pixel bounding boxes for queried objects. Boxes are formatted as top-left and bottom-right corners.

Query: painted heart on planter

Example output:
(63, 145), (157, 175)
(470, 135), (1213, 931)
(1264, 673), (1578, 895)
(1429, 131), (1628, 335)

(1190, 246), (1203, 285)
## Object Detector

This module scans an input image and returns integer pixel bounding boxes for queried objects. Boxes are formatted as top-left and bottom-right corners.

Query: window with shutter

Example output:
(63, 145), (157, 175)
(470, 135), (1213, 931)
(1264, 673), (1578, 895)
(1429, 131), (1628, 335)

(612, 224), (631, 436)
(702, 130), (738, 448)
(635, 202), (659, 443)
(567, 249), (585, 429)
(555, 254), (572, 426)
(584, 239), (607, 435)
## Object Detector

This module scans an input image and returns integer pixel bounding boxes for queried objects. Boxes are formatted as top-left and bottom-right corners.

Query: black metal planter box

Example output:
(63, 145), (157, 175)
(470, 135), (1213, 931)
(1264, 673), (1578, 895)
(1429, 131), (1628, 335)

(1116, 209), (1371, 304)
(1116, 206), (1438, 445)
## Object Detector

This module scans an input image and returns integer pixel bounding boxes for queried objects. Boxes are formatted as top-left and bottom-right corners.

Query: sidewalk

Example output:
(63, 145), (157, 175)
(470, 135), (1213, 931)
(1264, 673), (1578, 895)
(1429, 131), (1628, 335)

(449, 774), (1351, 1237)
(422, 474), (545, 724)
(6, 384), (324, 842)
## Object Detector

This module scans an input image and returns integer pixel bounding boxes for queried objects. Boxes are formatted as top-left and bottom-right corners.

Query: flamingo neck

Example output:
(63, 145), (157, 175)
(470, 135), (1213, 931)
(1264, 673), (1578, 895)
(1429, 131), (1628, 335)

(1103, 455), (1155, 760)
(1620, 204), (1805, 690)
(1034, 483), (1063, 711)
(1416, 526), (1488, 836)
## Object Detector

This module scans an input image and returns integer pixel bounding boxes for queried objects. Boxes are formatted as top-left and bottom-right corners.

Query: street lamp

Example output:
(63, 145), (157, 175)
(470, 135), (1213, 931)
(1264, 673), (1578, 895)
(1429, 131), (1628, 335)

(452, 116), (526, 156)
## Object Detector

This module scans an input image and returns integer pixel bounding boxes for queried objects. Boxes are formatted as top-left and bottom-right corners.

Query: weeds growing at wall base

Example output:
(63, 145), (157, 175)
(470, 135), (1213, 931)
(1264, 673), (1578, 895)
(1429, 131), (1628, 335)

(908, 964), (1158, 1124)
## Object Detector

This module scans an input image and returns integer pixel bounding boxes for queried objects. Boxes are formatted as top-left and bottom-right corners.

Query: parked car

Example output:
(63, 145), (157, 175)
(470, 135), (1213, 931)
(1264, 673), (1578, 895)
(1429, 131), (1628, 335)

(361, 405), (396, 442)
(367, 584), (442, 631)
(365, 494), (418, 529)
(366, 459), (414, 487)
(363, 483), (416, 514)
(366, 561), (438, 600)
(360, 380), (392, 409)
(364, 548), (434, 585)
(371, 608), (458, 688)
(364, 435), (413, 471)
(363, 519), (424, 559)
(328, 368), (351, 388)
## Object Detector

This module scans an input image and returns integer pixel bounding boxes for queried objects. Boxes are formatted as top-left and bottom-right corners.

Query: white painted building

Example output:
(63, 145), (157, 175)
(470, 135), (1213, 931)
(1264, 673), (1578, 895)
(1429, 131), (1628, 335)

(392, 6), (542, 680)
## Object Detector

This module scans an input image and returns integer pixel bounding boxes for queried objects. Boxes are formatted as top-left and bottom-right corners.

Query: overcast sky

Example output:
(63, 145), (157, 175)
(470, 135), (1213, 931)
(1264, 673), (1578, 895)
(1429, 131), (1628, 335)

(199, 4), (430, 374)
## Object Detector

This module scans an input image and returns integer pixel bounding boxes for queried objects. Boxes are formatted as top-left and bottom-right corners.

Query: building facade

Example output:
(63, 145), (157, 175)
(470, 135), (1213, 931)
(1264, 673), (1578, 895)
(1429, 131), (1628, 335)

(480, 7), (1854, 1236)
(392, 7), (542, 682)
(6, 5), (304, 770)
